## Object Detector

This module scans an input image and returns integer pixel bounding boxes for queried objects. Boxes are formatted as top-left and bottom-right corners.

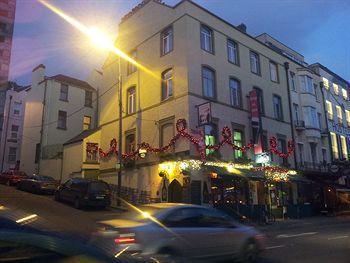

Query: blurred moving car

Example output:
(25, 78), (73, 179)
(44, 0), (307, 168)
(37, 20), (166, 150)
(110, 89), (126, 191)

(0, 170), (28, 186)
(0, 205), (157, 262)
(93, 203), (265, 262)
(17, 175), (58, 194)
(54, 178), (111, 209)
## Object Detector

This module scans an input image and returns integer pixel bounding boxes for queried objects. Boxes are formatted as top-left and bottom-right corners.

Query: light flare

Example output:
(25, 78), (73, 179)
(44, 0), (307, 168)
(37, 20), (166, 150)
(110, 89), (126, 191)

(38, 0), (159, 79)
(16, 214), (38, 223)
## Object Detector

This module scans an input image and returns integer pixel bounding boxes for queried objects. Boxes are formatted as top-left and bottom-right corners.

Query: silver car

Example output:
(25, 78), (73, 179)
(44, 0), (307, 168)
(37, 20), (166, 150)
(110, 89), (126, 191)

(92, 203), (265, 262)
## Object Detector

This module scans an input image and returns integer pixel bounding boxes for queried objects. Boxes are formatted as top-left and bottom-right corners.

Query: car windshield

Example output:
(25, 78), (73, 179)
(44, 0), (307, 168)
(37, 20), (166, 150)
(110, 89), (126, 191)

(89, 182), (109, 192)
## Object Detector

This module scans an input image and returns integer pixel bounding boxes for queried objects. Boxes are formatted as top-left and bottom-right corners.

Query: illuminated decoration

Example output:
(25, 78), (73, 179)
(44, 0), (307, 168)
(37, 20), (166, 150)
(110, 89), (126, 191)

(252, 166), (297, 182)
(255, 152), (270, 164)
(98, 119), (293, 162)
(138, 148), (147, 159)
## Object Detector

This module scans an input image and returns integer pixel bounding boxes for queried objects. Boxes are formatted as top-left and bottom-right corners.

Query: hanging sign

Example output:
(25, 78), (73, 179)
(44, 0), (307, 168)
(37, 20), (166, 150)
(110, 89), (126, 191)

(197, 102), (212, 126)
(249, 90), (263, 155)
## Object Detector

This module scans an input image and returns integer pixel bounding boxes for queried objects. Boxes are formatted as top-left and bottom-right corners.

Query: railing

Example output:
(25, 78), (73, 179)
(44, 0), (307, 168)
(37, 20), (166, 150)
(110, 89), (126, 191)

(297, 161), (328, 172)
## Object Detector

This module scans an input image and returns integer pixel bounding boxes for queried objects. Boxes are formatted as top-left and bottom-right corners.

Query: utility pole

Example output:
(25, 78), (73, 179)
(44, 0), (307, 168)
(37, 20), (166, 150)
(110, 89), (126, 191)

(117, 56), (122, 206)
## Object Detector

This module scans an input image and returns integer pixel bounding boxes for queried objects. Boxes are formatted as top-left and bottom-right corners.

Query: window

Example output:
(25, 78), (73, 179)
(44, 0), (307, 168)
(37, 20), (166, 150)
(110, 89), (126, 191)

(342, 88), (348, 100)
(227, 39), (238, 64)
(204, 124), (216, 156)
(269, 61), (278, 82)
(340, 135), (348, 160)
(127, 87), (136, 114)
(322, 148), (327, 164)
(323, 77), (329, 89)
(250, 51), (260, 75)
(85, 90), (93, 107)
(125, 133), (135, 153)
(233, 130), (244, 159)
(318, 113), (322, 129)
(336, 105), (343, 124)
(59, 83), (68, 101)
(8, 147), (16, 163)
(200, 25), (213, 53)
(161, 69), (173, 100)
(202, 67), (215, 99)
(13, 102), (21, 115)
(346, 110), (350, 127)
(83, 116), (91, 130)
(35, 143), (41, 163)
(293, 103), (300, 122)
(160, 122), (174, 148)
(326, 100), (333, 120)
(273, 95), (283, 121)
(57, 110), (67, 129)
(303, 106), (318, 128)
(297, 143), (304, 164)
(229, 78), (241, 107)
(333, 83), (339, 95)
(310, 142), (318, 165)
(278, 138), (288, 166)
(330, 132), (339, 159)
(290, 72), (296, 91)
(127, 50), (137, 74)
(254, 87), (264, 115)
(299, 75), (314, 94)
(11, 125), (18, 139)
(161, 26), (173, 55)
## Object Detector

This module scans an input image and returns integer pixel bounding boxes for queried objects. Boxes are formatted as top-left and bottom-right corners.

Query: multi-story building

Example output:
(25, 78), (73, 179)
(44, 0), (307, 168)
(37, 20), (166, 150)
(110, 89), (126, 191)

(0, 0), (16, 84)
(0, 81), (26, 172)
(20, 64), (98, 180)
(256, 34), (330, 174)
(309, 63), (350, 163)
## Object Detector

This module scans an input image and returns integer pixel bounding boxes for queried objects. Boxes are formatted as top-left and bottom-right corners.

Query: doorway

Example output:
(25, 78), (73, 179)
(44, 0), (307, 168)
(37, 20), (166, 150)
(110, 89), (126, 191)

(168, 179), (183, 203)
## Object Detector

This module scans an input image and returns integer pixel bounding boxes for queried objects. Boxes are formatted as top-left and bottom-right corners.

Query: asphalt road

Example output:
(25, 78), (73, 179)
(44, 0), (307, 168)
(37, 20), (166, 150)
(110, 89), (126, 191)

(1, 184), (350, 262)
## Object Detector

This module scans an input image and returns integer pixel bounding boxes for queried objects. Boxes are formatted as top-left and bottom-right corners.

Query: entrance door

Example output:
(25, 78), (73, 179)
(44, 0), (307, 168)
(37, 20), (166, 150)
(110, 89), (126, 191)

(168, 179), (183, 203)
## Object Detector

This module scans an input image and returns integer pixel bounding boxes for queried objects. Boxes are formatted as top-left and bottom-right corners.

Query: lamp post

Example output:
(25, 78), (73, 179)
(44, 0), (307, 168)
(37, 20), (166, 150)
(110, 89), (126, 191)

(117, 56), (122, 207)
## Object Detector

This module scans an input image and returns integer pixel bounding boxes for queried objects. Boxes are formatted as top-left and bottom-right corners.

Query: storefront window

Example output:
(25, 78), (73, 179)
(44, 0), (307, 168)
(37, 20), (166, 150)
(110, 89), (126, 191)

(204, 124), (216, 156)
(233, 130), (243, 159)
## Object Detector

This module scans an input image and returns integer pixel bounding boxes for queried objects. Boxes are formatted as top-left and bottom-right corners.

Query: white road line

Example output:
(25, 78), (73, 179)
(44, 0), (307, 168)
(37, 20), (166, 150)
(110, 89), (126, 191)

(265, 245), (286, 250)
(328, 235), (349, 240)
(277, 232), (318, 238)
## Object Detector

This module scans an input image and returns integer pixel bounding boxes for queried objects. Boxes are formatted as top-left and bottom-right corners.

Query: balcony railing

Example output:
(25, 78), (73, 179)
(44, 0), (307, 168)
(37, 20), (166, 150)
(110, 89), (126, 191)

(297, 161), (328, 173)
(294, 120), (305, 130)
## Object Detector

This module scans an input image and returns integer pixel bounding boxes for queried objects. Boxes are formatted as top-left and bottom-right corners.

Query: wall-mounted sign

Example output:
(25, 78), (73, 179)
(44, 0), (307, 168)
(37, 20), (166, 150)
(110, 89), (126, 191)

(255, 152), (270, 164)
(197, 102), (211, 126)
(249, 90), (262, 154)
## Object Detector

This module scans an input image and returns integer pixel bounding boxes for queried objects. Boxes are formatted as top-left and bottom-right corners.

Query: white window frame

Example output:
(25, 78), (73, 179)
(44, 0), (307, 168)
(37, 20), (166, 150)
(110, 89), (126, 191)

(200, 25), (213, 53)
(161, 26), (173, 55)
(59, 84), (68, 101)
(202, 67), (215, 98)
(336, 105), (343, 124)
(229, 78), (240, 107)
(269, 61), (278, 82)
(161, 69), (173, 100)
(127, 87), (136, 114)
(227, 39), (238, 64)
(250, 51), (260, 75)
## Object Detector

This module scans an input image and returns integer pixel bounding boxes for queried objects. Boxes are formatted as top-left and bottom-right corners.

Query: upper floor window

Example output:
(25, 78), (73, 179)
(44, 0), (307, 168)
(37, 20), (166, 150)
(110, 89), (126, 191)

(204, 124), (216, 156)
(57, 110), (67, 129)
(299, 75), (314, 94)
(161, 26), (173, 55)
(8, 147), (16, 163)
(342, 88), (348, 100)
(11, 125), (19, 139)
(269, 61), (279, 82)
(60, 83), (68, 101)
(330, 132), (339, 159)
(340, 135), (348, 160)
(227, 39), (238, 64)
(13, 102), (21, 115)
(202, 67), (215, 99)
(250, 51), (260, 75)
(125, 133), (136, 153)
(127, 87), (136, 114)
(326, 100), (333, 120)
(83, 116), (91, 130)
(161, 69), (173, 101)
(336, 105), (343, 124)
(277, 138), (288, 166)
(254, 87), (264, 115)
(160, 121), (174, 149)
(233, 129), (244, 159)
(346, 110), (350, 127)
(323, 77), (329, 89)
(229, 78), (241, 107)
(85, 90), (93, 107)
(302, 106), (318, 128)
(273, 95), (283, 121)
(293, 103), (300, 121)
(333, 83), (339, 95)
(127, 50), (137, 75)
(200, 25), (213, 53)
(290, 72), (296, 91)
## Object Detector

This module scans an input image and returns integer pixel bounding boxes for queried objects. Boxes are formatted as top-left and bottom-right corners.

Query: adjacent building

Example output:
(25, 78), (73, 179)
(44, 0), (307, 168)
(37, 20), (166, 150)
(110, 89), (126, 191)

(20, 64), (98, 180)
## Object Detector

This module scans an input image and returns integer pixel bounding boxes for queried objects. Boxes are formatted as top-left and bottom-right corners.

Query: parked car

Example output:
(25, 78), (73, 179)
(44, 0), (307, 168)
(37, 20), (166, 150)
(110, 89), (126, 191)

(92, 203), (266, 262)
(54, 178), (111, 209)
(17, 175), (58, 194)
(0, 170), (28, 186)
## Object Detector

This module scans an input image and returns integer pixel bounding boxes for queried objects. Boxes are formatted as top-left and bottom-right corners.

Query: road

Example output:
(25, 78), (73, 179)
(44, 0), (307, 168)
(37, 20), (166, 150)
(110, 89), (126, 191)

(1, 184), (350, 262)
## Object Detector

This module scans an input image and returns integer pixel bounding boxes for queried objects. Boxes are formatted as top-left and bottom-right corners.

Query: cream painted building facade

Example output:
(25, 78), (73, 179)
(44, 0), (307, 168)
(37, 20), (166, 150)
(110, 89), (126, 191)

(20, 64), (97, 180)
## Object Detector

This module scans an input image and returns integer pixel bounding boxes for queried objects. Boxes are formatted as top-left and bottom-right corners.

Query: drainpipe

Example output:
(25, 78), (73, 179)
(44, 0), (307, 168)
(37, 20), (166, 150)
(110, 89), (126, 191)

(38, 80), (48, 174)
(320, 82), (333, 162)
(284, 62), (298, 169)
(1, 94), (12, 172)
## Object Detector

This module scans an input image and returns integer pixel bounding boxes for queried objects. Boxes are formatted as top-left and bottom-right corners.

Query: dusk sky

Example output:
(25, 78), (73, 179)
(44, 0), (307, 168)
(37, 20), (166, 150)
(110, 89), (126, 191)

(10, 0), (350, 85)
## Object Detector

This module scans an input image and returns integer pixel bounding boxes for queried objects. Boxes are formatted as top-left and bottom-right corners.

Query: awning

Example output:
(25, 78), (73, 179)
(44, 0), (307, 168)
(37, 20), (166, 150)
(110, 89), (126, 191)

(204, 165), (264, 181)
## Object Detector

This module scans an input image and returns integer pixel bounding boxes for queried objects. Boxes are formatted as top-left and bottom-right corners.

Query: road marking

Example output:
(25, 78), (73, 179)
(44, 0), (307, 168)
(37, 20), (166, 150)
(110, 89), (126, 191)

(328, 235), (348, 240)
(265, 245), (286, 250)
(277, 232), (318, 238)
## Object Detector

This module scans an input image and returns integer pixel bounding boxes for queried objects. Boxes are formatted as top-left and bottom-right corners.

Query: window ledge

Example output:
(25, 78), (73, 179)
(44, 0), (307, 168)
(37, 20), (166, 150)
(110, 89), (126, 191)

(161, 96), (174, 103)
(201, 48), (214, 55)
(203, 96), (217, 102)
(251, 71), (261, 77)
(57, 127), (67, 130)
(59, 99), (69, 102)
(160, 50), (173, 57)
(228, 60), (240, 67)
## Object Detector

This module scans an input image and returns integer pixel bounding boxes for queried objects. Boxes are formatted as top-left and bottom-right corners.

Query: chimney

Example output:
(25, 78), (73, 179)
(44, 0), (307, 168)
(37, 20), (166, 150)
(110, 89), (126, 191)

(236, 23), (247, 33)
(32, 64), (46, 85)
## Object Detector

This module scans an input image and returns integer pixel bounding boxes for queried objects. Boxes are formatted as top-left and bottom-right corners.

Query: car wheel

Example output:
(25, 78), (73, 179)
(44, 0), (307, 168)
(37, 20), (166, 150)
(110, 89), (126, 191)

(238, 240), (259, 263)
(54, 192), (60, 202)
(74, 198), (81, 209)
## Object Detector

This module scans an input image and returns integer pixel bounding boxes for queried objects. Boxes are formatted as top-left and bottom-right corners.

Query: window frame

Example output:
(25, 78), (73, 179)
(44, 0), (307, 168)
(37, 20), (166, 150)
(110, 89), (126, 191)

(59, 83), (69, 101)
(249, 50), (261, 75)
(83, 115), (91, 130)
(85, 90), (93, 107)
(201, 66), (216, 100)
(229, 77), (242, 108)
(200, 24), (214, 54)
(160, 25), (173, 56)
(204, 123), (217, 156)
(227, 39), (239, 65)
(290, 72), (296, 91)
(161, 68), (173, 101)
(269, 61), (279, 83)
(159, 117), (175, 150)
(125, 132), (136, 153)
(127, 50), (137, 75)
(8, 147), (17, 163)
(273, 94), (283, 121)
(57, 110), (67, 130)
(127, 86), (136, 114)
(253, 86), (264, 115)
